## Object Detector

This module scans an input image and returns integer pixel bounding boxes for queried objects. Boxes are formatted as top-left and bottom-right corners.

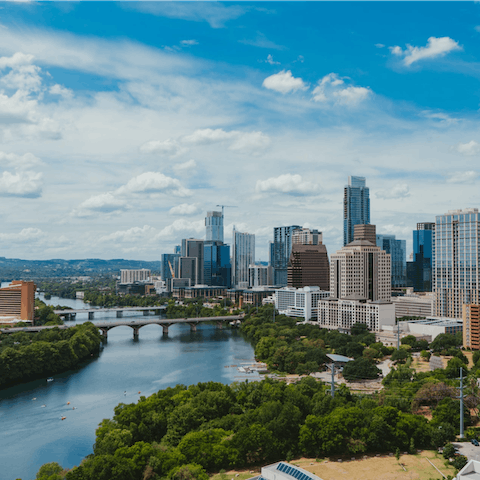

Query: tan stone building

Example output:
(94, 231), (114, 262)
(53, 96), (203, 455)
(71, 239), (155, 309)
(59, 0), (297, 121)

(0, 281), (36, 323)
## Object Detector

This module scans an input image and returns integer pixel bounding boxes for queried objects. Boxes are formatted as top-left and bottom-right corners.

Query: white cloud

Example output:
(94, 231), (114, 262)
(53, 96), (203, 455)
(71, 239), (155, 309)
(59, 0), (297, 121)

(312, 73), (371, 106)
(173, 159), (197, 174)
(0, 152), (43, 169)
(139, 139), (187, 157)
(0, 52), (42, 93)
(255, 173), (317, 196)
(265, 54), (280, 65)
(180, 40), (198, 46)
(375, 43), (385, 49)
(0, 227), (45, 243)
(422, 110), (458, 125)
(49, 83), (73, 99)
(375, 183), (410, 200)
(390, 37), (462, 66)
(99, 225), (156, 242)
(455, 140), (480, 156)
(0, 170), (43, 197)
(262, 70), (308, 94)
(156, 218), (205, 238)
(119, 172), (191, 197)
(446, 171), (479, 184)
(169, 203), (201, 216)
(76, 192), (128, 216)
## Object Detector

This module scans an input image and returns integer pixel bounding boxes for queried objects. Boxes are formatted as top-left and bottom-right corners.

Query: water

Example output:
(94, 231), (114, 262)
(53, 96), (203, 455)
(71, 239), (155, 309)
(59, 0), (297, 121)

(0, 294), (255, 480)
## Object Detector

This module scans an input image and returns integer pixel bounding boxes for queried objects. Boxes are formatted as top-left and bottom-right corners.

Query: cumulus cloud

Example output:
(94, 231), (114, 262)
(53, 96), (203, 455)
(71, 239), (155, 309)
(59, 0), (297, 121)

(99, 225), (156, 242)
(0, 170), (43, 198)
(0, 152), (43, 169)
(49, 83), (73, 99)
(390, 37), (462, 66)
(446, 171), (479, 184)
(0, 227), (45, 242)
(255, 173), (317, 196)
(156, 218), (205, 238)
(312, 73), (371, 106)
(118, 172), (191, 197)
(173, 159), (197, 174)
(0, 52), (42, 93)
(262, 70), (308, 94)
(265, 54), (280, 65)
(376, 183), (410, 200)
(455, 140), (480, 156)
(169, 203), (201, 216)
(180, 40), (198, 46)
(76, 192), (129, 217)
(139, 138), (187, 157)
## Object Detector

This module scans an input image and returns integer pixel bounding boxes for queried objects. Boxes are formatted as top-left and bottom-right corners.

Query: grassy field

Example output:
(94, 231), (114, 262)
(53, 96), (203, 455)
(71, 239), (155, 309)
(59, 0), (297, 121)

(211, 451), (457, 480)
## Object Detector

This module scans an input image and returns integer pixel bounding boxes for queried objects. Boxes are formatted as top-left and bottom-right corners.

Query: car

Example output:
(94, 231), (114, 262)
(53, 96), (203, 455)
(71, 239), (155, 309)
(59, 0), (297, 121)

(472, 439), (479, 446)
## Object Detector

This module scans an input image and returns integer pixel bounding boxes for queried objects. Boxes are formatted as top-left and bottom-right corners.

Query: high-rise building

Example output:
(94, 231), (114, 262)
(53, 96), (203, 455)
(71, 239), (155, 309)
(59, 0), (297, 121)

(161, 253), (180, 282)
(292, 228), (322, 245)
(330, 240), (391, 301)
(205, 211), (223, 243)
(463, 304), (480, 350)
(181, 239), (204, 285)
(0, 281), (36, 323)
(354, 224), (376, 246)
(178, 257), (197, 286)
(248, 264), (274, 287)
(232, 228), (255, 288)
(434, 208), (480, 318)
(407, 222), (434, 292)
(287, 244), (330, 290)
(272, 225), (302, 286)
(204, 242), (231, 287)
(376, 234), (406, 288)
(343, 176), (370, 246)
(120, 269), (151, 284)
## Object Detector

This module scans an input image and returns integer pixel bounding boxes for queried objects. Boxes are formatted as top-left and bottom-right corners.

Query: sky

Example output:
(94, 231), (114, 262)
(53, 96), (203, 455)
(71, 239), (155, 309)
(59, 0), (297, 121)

(0, 1), (479, 261)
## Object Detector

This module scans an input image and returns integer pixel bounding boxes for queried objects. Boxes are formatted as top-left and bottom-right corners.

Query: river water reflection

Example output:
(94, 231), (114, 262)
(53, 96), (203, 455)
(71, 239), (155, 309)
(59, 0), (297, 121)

(0, 294), (255, 480)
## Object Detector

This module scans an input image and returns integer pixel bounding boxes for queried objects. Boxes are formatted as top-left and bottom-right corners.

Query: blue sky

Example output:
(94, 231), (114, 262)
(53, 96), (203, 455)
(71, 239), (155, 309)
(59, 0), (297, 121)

(0, 1), (479, 261)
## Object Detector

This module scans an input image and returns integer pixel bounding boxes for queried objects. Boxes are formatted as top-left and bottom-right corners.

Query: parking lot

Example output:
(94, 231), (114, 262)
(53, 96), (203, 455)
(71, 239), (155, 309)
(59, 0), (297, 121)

(453, 441), (480, 461)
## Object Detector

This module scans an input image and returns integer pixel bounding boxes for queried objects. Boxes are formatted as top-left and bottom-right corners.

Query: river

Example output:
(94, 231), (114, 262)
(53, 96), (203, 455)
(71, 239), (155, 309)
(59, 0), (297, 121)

(0, 292), (256, 480)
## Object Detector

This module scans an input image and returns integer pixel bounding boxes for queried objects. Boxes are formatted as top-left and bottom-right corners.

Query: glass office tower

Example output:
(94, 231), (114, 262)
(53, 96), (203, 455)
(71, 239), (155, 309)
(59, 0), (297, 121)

(205, 211), (224, 243)
(272, 225), (301, 286)
(434, 208), (480, 318)
(376, 234), (406, 288)
(343, 176), (370, 246)
(232, 228), (255, 288)
(204, 242), (231, 287)
(407, 222), (434, 291)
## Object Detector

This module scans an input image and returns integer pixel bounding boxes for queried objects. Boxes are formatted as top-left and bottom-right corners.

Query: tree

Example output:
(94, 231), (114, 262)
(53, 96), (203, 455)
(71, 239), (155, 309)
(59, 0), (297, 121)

(391, 348), (410, 365)
(36, 462), (64, 480)
(442, 443), (456, 459)
(168, 464), (209, 480)
(342, 358), (381, 381)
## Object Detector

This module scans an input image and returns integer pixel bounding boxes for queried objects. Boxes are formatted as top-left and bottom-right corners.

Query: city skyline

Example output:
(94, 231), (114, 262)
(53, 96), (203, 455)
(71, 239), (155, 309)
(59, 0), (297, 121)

(0, 2), (479, 261)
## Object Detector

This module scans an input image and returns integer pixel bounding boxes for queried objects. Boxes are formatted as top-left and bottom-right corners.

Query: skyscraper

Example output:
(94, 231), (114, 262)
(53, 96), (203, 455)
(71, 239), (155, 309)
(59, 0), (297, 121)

(407, 222), (434, 292)
(204, 242), (231, 287)
(330, 240), (391, 301)
(181, 238), (204, 285)
(287, 243), (330, 290)
(376, 234), (406, 288)
(161, 252), (180, 282)
(205, 211), (223, 243)
(232, 228), (255, 288)
(434, 208), (480, 318)
(343, 176), (370, 246)
(292, 228), (322, 245)
(272, 225), (301, 286)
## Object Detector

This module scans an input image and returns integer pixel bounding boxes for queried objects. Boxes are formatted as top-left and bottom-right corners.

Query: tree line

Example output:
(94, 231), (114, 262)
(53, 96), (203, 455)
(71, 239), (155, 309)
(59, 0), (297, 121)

(0, 322), (102, 388)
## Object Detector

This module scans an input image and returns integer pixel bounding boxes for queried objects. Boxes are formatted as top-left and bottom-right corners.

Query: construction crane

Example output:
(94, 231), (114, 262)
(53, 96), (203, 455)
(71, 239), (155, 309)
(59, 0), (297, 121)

(216, 205), (237, 216)
(168, 260), (175, 279)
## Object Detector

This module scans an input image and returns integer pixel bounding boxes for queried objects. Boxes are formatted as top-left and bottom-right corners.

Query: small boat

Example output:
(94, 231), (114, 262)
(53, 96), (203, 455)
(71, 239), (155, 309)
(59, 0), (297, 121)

(46, 378), (54, 382)
(67, 402), (70, 405)
(61, 416), (66, 420)
(32, 398), (36, 401)
(138, 391), (141, 394)
(41, 404), (46, 408)
(72, 407), (76, 410)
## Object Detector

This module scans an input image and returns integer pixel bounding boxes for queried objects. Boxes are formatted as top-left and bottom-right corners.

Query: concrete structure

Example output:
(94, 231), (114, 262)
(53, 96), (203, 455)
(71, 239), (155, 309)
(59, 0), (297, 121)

(120, 269), (150, 284)
(232, 228), (255, 288)
(407, 222), (434, 292)
(376, 327), (431, 347)
(249, 264), (274, 287)
(344, 175), (370, 246)
(330, 239), (391, 302)
(275, 286), (330, 321)
(434, 208), (480, 318)
(391, 290), (434, 318)
(292, 227), (322, 245)
(456, 459), (480, 479)
(0, 281), (36, 323)
(181, 238), (204, 285)
(317, 298), (395, 332)
(172, 285), (227, 299)
(376, 234), (407, 288)
(400, 317), (463, 340)
(248, 462), (324, 480)
(463, 304), (480, 350)
(205, 211), (223, 243)
(287, 243), (329, 290)
(272, 225), (302, 286)
(354, 223), (376, 246)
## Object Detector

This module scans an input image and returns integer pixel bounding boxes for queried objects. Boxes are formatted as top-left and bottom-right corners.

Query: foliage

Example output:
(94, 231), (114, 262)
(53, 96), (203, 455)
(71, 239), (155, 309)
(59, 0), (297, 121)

(36, 462), (64, 480)
(35, 300), (64, 326)
(0, 322), (102, 388)
(85, 293), (164, 308)
(342, 358), (381, 381)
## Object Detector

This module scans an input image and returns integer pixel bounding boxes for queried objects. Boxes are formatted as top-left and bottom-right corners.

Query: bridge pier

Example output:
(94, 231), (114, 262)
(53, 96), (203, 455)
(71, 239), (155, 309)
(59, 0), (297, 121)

(88, 312), (94, 320)
(143, 310), (149, 316)
(187, 322), (198, 333)
(217, 321), (224, 330)
(100, 327), (109, 340)
(162, 323), (172, 335)
(116, 311), (123, 318)
(132, 326), (140, 338)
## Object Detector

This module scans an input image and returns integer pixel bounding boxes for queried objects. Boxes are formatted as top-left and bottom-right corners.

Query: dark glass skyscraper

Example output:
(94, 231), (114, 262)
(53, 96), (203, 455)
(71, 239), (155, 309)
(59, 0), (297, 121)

(272, 225), (301, 286)
(204, 242), (231, 287)
(343, 176), (370, 246)
(376, 234), (406, 288)
(407, 222), (434, 292)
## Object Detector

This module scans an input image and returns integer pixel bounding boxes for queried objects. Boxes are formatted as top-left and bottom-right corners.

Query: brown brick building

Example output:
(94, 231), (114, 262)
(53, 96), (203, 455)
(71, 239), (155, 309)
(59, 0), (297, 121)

(0, 281), (36, 323)
(463, 304), (480, 350)
(287, 243), (330, 290)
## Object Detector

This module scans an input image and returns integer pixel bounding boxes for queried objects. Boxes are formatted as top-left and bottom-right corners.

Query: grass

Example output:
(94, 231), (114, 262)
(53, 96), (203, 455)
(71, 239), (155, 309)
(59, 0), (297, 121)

(210, 452), (457, 480)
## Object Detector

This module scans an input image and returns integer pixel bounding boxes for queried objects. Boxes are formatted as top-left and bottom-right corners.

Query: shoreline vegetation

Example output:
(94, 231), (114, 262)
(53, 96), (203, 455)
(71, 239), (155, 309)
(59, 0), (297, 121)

(29, 304), (480, 480)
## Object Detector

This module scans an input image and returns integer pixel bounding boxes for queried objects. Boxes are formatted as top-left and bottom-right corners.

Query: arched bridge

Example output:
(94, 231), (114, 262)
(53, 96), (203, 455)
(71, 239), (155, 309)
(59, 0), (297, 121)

(54, 306), (167, 321)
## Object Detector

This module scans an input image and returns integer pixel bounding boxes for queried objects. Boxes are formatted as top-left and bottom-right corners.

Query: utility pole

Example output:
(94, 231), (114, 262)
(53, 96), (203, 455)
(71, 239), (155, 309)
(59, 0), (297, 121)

(397, 323), (401, 349)
(330, 363), (335, 398)
(273, 304), (275, 323)
(459, 367), (465, 438)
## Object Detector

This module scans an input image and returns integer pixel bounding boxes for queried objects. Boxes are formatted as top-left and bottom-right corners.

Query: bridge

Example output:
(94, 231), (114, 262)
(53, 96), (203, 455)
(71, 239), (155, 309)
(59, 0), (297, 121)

(0, 315), (244, 338)
(53, 306), (167, 321)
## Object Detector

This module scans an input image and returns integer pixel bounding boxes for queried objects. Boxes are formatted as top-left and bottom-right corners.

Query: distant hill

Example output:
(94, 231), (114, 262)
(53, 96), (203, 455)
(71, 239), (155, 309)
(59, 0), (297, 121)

(0, 257), (161, 280)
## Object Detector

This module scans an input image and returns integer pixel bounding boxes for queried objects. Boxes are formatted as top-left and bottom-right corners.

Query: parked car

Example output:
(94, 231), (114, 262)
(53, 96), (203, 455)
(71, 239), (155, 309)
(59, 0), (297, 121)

(471, 439), (479, 446)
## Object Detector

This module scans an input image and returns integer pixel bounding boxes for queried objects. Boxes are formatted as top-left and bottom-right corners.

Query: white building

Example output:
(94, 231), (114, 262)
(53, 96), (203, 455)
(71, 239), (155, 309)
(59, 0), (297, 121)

(292, 227), (322, 245)
(249, 264), (273, 287)
(330, 239), (391, 302)
(232, 228), (255, 288)
(317, 298), (395, 332)
(392, 290), (434, 318)
(399, 317), (462, 340)
(275, 286), (330, 321)
(456, 459), (480, 479)
(120, 269), (151, 284)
